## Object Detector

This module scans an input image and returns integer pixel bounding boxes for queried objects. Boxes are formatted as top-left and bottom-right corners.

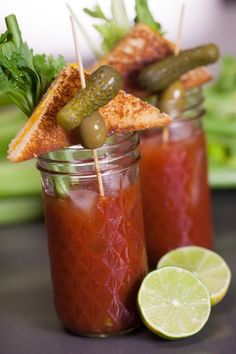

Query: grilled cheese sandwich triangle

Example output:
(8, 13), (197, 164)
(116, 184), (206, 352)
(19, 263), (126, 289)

(8, 63), (172, 162)
(90, 23), (212, 93)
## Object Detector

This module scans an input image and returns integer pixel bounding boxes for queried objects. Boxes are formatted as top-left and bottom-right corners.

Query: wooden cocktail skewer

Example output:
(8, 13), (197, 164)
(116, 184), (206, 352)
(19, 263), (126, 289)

(70, 15), (105, 197)
(174, 4), (186, 56)
(163, 3), (186, 143)
(67, 3), (99, 59)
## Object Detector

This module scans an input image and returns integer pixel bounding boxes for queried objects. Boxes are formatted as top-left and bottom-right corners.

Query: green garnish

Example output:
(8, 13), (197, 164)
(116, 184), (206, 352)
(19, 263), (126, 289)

(83, 0), (163, 55)
(134, 0), (163, 33)
(209, 55), (236, 93)
(84, 1), (130, 54)
(204, 55), (236, 187)
(0, 14), (65, 117)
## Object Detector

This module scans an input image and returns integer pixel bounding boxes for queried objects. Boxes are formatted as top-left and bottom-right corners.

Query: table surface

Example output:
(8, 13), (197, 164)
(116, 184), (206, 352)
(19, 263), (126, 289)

(0, 191), (236, 354)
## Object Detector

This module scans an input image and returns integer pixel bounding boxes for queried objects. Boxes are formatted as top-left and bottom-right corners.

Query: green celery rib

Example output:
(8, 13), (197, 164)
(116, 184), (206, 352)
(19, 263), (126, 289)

(0, 122), (25, 158)
(0, 105), (27, 157)
(0, 92), (13, 106)
(209, 165), (236, 189)
(206, 133), (236, 148)
(0, 197), (43, 225)
(51, 175), (69, 198)
(111, 0), (130, 31)
(204, 119), (236, 137)
(0, 105), (26, 125)
(204, 91), (236, 117)
(5, 14), (23, 48)
(0, 160), (41, 197)
(45, 149), (78, 198)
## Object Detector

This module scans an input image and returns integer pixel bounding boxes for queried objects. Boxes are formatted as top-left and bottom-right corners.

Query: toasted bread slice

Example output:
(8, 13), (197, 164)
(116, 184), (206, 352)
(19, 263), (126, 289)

(8, 64), (81, 163)
(90, 23), (173, 75)
(91, 23), (212, 92)
(181, 66), (212, 89)
(8, 64), (172, 162)
(100, 90), (171, 132)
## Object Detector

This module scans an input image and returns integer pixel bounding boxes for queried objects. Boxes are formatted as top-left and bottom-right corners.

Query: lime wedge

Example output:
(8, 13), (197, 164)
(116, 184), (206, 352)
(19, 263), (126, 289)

(138, 267), (211, 339)
(157, 246), (231, 306)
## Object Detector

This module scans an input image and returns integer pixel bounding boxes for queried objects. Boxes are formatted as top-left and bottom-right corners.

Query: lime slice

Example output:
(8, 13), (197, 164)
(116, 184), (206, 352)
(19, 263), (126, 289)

(157, 246), (231, 306)
(138, 267), (211, 339)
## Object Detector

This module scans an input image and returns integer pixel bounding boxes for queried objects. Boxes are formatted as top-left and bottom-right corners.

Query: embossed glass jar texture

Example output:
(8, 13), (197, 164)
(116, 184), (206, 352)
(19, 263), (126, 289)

(37, 134), (148, 336)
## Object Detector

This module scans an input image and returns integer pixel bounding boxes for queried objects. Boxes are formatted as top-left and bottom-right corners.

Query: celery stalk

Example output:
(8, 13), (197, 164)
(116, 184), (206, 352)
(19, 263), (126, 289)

(0, 105), (26, 129)
(5, 14), (23, 48)
(0, 197), (42, 224)
(0, 105), (27, 157)
(52, 175), (69, 198)
(0, 92), (13, 106)
(209, 166), (236, 189)
(111, 0), (130, 31)
(204, 119), (236, 137)
(0, 160), (41, 197)
(44, 150), (72, 198)
(0, 123), (25, 158)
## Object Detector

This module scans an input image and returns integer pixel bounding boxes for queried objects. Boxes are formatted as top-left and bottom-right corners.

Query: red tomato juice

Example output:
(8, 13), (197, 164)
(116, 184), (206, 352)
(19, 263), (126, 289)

(43, 182), (148, 335)
(140, 128), (213, 267)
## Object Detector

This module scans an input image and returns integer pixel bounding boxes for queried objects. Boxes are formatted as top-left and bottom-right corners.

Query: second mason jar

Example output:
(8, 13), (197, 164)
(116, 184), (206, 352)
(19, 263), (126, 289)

(37, 133), (148, 336)
(140, 87), (213, 268)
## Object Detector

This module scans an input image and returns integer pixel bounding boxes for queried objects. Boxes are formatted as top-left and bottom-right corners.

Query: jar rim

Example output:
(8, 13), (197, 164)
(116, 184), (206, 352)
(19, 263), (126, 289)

(37, 132), (140, 177)
(38, 132), (134, 164)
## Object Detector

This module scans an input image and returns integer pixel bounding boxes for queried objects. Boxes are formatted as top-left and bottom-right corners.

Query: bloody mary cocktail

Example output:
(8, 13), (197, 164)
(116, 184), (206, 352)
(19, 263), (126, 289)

(140, 89), (213, 267)
(38, 134), (148, 336)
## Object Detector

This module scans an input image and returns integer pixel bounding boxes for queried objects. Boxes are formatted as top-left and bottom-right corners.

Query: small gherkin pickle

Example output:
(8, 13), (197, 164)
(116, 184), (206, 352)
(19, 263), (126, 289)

(78, 111), (108, 149)
(57, 65), (122, 131)
(139, 44), (220, 92)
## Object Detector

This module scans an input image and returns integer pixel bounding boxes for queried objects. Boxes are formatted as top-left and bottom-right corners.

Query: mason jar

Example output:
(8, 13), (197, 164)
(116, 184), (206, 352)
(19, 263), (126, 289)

(139, 88), (213, 267)
(37, 133), (148, 336)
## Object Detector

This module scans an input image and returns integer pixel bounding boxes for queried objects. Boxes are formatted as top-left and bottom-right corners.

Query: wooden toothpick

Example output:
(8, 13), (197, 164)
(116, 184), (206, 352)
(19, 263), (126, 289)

(163, 3), (186, 144)
(92, 148), (105, 196)
(66, 3), (99, 59)
(174, 3), (186, 56)
(70, 16), (86, 89)
(69, 15), (105, 197)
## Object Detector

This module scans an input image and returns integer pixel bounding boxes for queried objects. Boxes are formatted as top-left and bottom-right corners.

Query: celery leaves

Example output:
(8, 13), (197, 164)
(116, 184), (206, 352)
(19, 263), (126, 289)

(93, 23), (128, 54)
(0, 14), (65, 117)
(84, 0), (164, 55)
(84, 0), (130, 54)
(84, 4), (108, 20)
(135, 0), (162, 33)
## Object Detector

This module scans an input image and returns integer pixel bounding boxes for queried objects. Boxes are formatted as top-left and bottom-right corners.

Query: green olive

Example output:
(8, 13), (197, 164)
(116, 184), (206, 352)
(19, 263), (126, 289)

(78, 111), (108, 149)
(158, 80), (185, 112)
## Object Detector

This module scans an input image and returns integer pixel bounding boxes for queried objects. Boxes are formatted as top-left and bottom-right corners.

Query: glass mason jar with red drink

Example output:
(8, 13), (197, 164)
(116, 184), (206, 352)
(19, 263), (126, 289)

(37, 133), (148, 336)
(140, 87), (213, 267)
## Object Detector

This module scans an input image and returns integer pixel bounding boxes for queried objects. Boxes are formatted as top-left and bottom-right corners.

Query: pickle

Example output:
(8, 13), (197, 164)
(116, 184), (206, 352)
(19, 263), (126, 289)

(138, 44), (220, 92)
(57, 65), (122, 131)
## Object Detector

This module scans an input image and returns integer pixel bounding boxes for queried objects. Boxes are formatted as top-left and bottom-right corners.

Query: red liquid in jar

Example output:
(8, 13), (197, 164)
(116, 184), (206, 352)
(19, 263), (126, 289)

(43, 182), (147, 335)
(140, 128), (213, 267)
